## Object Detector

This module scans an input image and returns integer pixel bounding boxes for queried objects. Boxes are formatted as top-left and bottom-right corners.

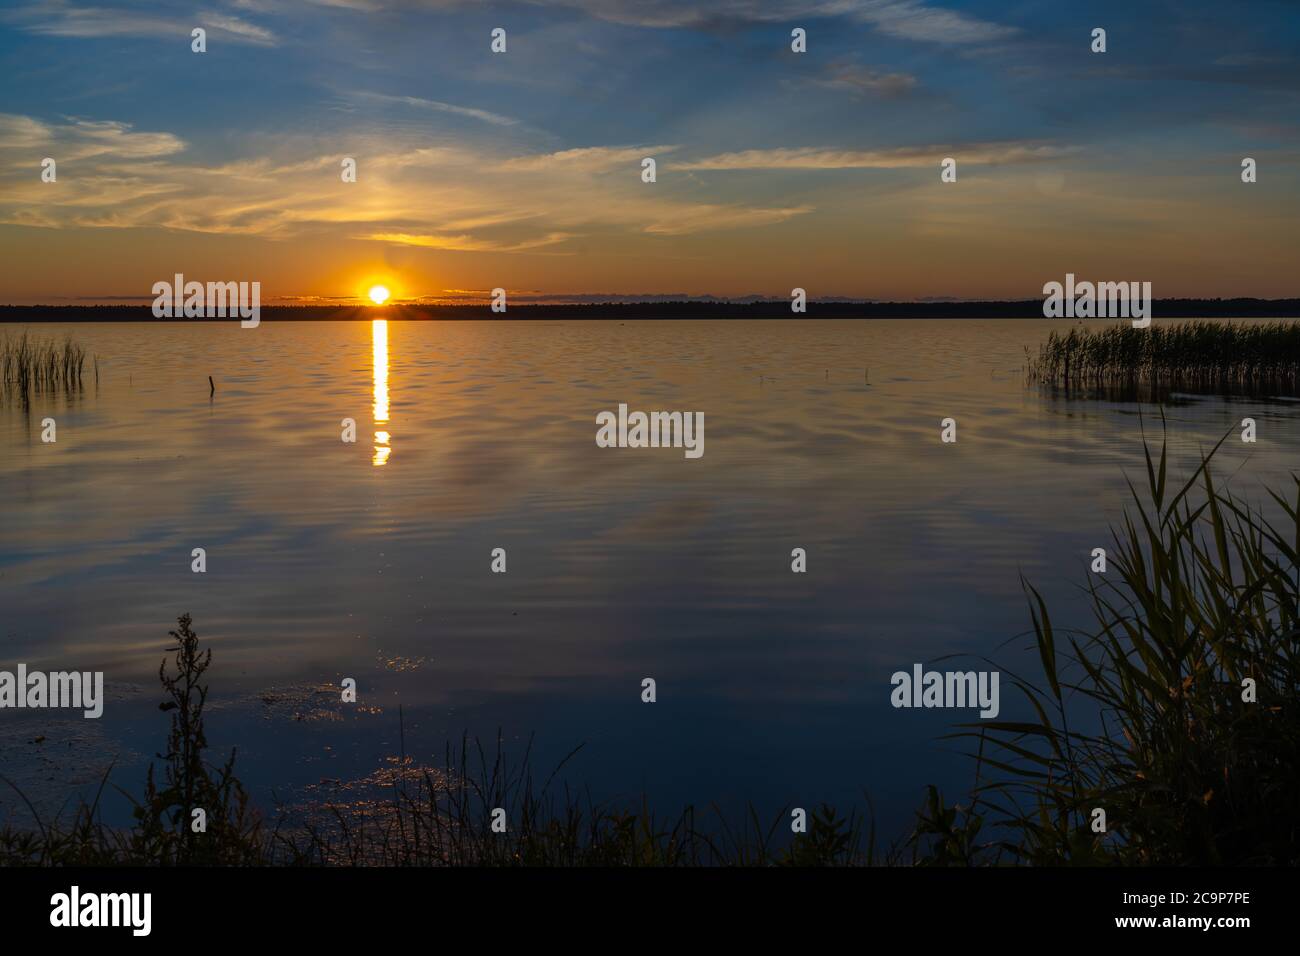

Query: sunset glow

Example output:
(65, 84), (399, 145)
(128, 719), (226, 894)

(1, 0), (1297, 306)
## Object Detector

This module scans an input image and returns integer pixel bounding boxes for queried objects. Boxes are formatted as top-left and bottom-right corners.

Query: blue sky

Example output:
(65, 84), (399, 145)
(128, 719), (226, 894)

(1, 0), (1297, 302)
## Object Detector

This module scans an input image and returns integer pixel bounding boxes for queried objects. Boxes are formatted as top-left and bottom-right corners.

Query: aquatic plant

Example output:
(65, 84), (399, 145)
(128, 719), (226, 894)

(128, 613), (262, 864)
(0, 614), (263, 865)
(0, 331), (92, 401)
(949, 425), (1300, 864)
(1027, 320), (1300, 395)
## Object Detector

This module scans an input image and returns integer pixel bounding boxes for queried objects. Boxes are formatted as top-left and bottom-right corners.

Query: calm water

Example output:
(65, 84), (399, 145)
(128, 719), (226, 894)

(2, 318), (1297, 834)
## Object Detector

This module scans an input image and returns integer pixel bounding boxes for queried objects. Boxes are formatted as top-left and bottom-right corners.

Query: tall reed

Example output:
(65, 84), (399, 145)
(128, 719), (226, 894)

(1028, 320), (1300, 395)
(0, 331), (91, 401)
(946, 424), (1300, 864)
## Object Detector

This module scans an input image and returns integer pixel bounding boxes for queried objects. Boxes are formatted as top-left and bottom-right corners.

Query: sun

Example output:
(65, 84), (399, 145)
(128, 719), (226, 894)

(367, 285), (391, 305)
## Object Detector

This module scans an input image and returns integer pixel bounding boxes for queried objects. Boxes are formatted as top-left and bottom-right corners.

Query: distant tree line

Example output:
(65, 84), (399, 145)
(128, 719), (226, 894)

(2, 299), (1298, 321)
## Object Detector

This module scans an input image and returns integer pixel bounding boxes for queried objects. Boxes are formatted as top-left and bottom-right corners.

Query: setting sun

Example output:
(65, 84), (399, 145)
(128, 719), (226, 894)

(368, 285), (390, 305)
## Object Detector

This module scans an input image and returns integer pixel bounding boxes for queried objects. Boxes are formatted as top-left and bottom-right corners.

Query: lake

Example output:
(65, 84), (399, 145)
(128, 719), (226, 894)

(2, 318), (1297, 838)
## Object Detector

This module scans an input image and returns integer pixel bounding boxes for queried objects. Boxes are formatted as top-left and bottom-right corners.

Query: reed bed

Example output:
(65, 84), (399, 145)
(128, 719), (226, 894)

(1027, 320), (1300, 394)
(0, 331), (93, 401)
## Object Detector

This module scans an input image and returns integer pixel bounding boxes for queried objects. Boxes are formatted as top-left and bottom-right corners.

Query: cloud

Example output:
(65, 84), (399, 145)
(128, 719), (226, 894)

(361, 231), (575, 252)
(5, 1), (277, 46)
(641, 203), (813, 235)
(199, 12), (276, 45)
(850, 0), (1013, 44)
(325, 0), (1013, 44)
(528, 0), (1015, 44)
(497, 145), (680, 173)
(303, 0), (382, 9)
(0, 114), (54, 150)
(0, 113), (186, 161)
(808, 60), (918, 97)
(0, 114), (810, 244)
(679, 142), (1078, 170)
(58, 118), (188, 159)
(348, 92), (522, 128)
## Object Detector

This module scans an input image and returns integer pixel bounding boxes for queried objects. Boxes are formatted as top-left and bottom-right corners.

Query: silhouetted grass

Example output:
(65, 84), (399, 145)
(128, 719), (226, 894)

(0, 615), (903, 867)
(1028, 321), (1300, 395)
(272, 728), (899, 866)
(0, 614), (262, 865)
(0, 331), (93, 402)
(943, 423), (1300, 864)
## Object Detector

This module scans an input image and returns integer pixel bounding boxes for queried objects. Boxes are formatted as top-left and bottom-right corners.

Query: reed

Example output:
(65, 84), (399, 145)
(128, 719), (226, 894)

(1027, 320), (1300, 395)
(947, 423), (1300, 864)
(0, 331), (92, 401)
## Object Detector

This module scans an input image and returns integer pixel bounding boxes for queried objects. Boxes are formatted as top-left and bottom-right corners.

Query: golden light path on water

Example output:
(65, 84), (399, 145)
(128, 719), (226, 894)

(372, 318), (391, 466)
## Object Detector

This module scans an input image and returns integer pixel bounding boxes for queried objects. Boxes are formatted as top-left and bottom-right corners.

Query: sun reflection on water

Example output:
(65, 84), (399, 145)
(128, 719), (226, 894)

(372, 318), (391, 466)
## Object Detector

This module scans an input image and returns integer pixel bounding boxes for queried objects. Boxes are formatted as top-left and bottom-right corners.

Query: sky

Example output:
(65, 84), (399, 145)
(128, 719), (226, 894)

(0, 0), (1297, 304)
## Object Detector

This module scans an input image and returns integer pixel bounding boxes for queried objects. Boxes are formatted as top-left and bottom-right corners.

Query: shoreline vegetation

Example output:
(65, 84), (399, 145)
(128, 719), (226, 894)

(1, 431), (1296, 866)
(1028, 321), (1300, 396)
(2, 299), (1299, 322)
(1, 331), (96, 404)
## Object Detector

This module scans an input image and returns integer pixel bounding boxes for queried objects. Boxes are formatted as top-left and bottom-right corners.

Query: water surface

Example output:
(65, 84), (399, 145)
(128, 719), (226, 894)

(2, 318), (1297, 834)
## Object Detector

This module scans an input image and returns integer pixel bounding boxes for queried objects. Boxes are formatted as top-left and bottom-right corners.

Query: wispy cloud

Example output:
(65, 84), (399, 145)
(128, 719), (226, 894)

(5, 0), (277, 46)
(348, 92), (522, 128)
(0, 114), (811, 244)
(0, 114), (56, 150)
(497, 145), (680, 173)
(199, 11), (276, 45)
(679, 142), (1078, 170)
(850, 0), (1013, 44)
(522, 0), (1015, 44)
(325, 0), (1012, 44)
(361, 231), (575, 252)
(641, 203), (813, 235)
(0, 113), (186, 160)
(807, 60), (918, 98)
